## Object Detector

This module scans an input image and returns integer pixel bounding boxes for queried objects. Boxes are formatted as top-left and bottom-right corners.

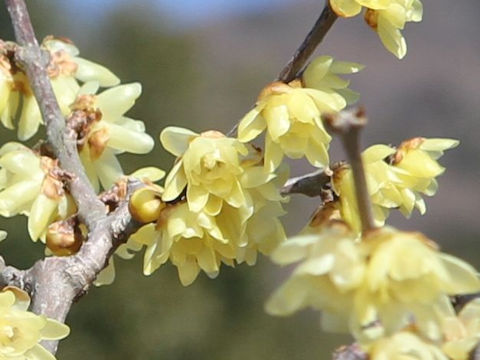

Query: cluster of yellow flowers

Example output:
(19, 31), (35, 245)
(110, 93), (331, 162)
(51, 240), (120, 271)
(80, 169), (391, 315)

(333, 137), (458, 233)
(0, 38), (153, 192)
(329, 0), (423, 59)
(266, 223), (480, 358)
(0, 142), (76, 243)
(0, 287), (69, 360)
(123, 127), (287, 286)
(238, 56), (362, 172)
(0, 38), (118, 140)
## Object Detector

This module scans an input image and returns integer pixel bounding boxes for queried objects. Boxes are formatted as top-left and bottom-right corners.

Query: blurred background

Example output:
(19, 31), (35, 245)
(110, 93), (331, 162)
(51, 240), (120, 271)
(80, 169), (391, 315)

(0, 0), (479, 358)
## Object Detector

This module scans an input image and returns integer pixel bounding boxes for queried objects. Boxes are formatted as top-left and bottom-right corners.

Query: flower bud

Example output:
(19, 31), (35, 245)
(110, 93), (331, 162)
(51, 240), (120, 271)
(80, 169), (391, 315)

(129, 187), (165, 224)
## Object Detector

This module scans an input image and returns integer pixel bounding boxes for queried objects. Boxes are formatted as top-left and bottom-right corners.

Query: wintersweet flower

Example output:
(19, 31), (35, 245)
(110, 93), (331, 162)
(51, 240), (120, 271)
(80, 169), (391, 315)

(441, 299), (480, 360)
(303, 56), (364, 105)
(0, 143), (76, 242)
(333, 144), (403, 233)
(123, 136), (287, 286)
(365, 331), (448, 360)
(0, 46), (18, 131)
(131, 197), (286, 286)
(0, 287), (70, 360)
(238, 56), (362, 171)
(73, 82), (154, 191)
(355, 228), (480, 340)
(329, 0), (391, 18)
(265, 222), (363, 332)
(364, 0), (423, 59)
(391, 137), (458, 217)
(266, 226), (480, 342)
(161, 127), (251, 213)
(329, 0), (423, 59)
(333, 138), (456, 233)
(43, 37), (119, 88)
(0, 38), (120, 140)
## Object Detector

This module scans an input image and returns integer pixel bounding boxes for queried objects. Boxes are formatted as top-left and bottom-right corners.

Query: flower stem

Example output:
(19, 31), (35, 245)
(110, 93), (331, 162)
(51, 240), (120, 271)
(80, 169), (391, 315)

(324, 108), (375, 232)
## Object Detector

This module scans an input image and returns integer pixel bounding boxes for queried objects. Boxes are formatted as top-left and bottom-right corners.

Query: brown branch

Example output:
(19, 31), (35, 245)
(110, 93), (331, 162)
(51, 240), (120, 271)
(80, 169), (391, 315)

(0, 180), (144, 354)
(228, 2), (337, 137)
(3, 1), (149, 355)
(277, 3), (337, 83)
(5, 0), (105, 230)
(324, 107), (375, 232)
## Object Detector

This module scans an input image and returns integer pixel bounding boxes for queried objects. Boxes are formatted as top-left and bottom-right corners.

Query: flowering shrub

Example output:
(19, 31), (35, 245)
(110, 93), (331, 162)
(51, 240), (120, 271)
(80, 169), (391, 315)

(1, 0), (479, 359)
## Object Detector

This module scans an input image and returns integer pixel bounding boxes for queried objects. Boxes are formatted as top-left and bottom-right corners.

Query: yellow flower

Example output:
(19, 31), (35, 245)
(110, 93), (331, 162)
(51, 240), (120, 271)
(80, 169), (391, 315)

(364, 0), (423, 59)
(365, 331), (448, 360)
(329, 0), (423, 59)
(333, 144), (403, 233)
(0, 287), (69, 360)
(238, 56), (362, 172)
(303, 56), (364, 105)
(0, 38), (120, 140)
(0, 46), (19, 131)
(132, 197), (286, 286)
(441, 299), (480, 360)
(73, 82), (154, 191)
(43, 37), (119, 87)
(161, 127), (251, 213)
(354, 228), (480, 341)
(123, 136), (287, 286)
(265, 222), (363, 333)
(329, 0), (391, 18)
(266, 226), (480, 341)
(333, 139), (456, 233)
(0, 143), (76, 242)
(391, 137), (458, 217)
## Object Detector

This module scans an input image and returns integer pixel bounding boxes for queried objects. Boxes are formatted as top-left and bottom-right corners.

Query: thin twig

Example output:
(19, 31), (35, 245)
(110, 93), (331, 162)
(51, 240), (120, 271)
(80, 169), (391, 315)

(277, 3), (337, 83)
(5, 0), (105, 229)
(324, 107), (375, 232)
(228, 2), (337, 137)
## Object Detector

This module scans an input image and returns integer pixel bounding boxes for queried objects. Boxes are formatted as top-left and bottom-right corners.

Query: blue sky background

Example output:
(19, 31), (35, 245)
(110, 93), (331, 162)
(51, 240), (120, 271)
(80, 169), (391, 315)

(58, 0), (292, 27)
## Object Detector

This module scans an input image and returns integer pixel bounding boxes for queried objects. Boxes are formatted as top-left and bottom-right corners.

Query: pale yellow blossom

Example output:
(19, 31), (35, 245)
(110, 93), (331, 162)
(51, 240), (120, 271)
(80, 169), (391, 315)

(365, 331), (448, 360)
(0, 287), (69, 360)
(329, 0), (423, 59)
(303, 56), (364, 105)
(333, 144), (403, 233)
(74, 82), (154, 191)
(265, 222), (363, 333)
(391, 137), (458, 217)
(131, 196), (286, 286)
(354, 228), (479, 341)
(161, 127), (251, 213)
(238, 56), (362, 172)
(330, 0), (391, 18)
(364, 0), (423, 59)
(266, 226), (480, 342)
(0, 38), (120, 140)
(0, 48), (18, 131)
(0, 143), (76, 242)
(333, 139), (456, 233)
(441, 299), (480, 360)
(120, 134), (288, 286)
